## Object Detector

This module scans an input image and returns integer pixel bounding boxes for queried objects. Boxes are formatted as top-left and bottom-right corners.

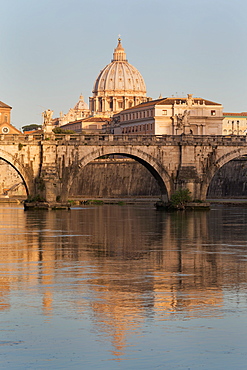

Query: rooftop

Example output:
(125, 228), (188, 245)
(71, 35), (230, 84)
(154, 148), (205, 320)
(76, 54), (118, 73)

(0, 101), (12, 109)
(118, 96), (222, 113)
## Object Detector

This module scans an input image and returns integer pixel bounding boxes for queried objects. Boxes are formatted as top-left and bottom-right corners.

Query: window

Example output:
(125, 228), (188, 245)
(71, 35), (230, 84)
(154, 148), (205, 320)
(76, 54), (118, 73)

(162, 110), (167, 115)
(211, 110), (216, 116)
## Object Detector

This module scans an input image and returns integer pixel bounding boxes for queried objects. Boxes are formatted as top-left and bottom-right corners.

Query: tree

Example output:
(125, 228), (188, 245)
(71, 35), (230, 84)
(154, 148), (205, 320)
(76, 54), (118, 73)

(22, 124), (42, 132)
(52, 127), (75, 134)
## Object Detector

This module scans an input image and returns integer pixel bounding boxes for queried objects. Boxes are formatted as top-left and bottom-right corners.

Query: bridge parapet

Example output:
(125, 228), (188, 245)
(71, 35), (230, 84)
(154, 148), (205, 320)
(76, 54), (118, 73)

(0, 134), (43, 142)
(1, 133), (247, 146)
(44, 134), (247, 146)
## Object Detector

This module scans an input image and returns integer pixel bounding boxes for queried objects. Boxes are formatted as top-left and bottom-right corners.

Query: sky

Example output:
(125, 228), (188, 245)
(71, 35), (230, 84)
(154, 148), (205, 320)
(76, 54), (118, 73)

(0, 0), (247, 130)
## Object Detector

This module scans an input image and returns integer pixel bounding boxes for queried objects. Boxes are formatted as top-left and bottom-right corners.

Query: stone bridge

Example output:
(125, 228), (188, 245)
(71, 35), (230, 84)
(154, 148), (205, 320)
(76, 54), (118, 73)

(1, 133), (247, 203)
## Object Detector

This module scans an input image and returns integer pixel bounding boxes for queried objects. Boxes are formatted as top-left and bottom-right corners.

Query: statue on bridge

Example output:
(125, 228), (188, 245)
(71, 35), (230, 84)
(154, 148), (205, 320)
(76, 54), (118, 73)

(42, 109), (53, 125)
(42, 109), (54, 133)
(176, 110), (190, 133)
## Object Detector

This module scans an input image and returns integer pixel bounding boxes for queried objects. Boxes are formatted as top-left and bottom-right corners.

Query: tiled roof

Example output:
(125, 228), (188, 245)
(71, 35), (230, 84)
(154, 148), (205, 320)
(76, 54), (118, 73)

(62, 117), (111, 127)
(82, 117), (111, 123)
(25, 129), (43, 134)
(156, 97), (221, 106)
(118, 96), (221, 114)
(0, 101), (12, 109)
(223, 112), (247, 117)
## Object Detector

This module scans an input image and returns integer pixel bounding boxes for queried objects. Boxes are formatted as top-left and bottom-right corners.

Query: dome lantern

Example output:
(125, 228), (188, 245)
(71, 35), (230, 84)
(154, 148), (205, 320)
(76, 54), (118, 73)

(112, 38), (127, 62)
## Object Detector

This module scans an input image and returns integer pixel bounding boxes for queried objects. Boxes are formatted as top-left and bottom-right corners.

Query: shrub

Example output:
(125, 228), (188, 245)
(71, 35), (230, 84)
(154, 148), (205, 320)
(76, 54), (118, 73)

(170, 189), (192, 209)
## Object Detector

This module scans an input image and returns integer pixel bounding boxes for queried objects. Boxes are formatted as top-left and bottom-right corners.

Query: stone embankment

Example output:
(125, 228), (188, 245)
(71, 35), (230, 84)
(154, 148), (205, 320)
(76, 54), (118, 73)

(207, 156), (247, 198)
(68, 158), (160, 198)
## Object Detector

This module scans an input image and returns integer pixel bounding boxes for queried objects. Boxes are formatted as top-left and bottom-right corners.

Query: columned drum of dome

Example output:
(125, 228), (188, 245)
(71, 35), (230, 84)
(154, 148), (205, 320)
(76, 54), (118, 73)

(89, 38), (147, 116)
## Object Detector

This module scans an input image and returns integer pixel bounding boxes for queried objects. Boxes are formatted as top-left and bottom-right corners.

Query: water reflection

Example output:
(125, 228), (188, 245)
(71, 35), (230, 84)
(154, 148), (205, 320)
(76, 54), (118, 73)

(0, 204), (247, 365)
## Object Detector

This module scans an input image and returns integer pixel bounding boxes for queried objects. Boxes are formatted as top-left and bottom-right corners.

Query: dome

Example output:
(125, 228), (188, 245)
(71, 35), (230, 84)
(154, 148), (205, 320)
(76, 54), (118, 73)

(90, 38), (147, 116)
(93, 38), (146, 95)
(74, 95), (89, 110)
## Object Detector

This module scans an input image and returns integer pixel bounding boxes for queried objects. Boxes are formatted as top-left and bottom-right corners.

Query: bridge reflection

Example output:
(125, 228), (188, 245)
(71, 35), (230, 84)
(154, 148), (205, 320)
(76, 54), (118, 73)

(0, 205), (246, 357)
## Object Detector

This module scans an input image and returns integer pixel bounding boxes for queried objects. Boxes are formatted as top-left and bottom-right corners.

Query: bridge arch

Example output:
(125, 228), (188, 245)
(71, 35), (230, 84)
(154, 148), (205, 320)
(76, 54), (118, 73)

(65, 146), (174, 201)
(0, 148), (34, 197)
(202, 147), (247, 199)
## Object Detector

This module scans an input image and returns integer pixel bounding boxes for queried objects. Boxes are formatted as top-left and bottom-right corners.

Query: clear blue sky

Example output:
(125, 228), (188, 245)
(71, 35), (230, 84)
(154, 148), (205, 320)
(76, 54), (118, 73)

(0, 0), (247, 129)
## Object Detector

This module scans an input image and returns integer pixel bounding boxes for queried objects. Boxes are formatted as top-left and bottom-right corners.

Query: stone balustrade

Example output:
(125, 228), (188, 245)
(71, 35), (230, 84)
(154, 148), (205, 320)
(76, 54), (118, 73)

(1, 133), (246, 146)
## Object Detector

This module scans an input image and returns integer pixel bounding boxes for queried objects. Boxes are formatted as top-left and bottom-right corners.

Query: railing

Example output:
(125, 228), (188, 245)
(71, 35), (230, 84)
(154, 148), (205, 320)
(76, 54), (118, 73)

(0, 133), (247, 145)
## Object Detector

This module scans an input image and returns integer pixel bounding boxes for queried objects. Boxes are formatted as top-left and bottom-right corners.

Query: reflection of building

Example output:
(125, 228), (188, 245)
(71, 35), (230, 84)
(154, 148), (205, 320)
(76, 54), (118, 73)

(222, 112), (247, 135)
(112, 94), (223, 135)
(2, 206), (247, 357)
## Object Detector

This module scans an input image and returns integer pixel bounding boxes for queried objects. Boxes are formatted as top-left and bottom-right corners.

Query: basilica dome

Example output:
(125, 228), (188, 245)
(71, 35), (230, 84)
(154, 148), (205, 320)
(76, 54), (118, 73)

(90, 38), (147, 116)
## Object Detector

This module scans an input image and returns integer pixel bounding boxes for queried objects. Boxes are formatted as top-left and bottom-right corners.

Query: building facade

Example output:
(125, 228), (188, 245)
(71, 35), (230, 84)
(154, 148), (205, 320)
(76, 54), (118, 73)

(112, 94), (223, 135)
(60, 116), (111, 134)
(222, 112), (247, 135)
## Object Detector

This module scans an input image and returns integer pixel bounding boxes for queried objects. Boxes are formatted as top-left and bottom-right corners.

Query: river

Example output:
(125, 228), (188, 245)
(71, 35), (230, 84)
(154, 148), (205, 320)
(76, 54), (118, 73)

(1, 203), (247, 369)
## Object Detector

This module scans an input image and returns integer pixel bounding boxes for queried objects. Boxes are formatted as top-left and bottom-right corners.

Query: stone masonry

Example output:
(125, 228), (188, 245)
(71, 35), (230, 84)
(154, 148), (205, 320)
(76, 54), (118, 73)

(1, 133), (247, 203)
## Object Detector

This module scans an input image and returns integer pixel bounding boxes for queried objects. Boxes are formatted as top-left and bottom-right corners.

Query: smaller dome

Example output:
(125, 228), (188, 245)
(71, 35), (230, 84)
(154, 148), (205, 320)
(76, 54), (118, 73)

(74, 95), (89, 110)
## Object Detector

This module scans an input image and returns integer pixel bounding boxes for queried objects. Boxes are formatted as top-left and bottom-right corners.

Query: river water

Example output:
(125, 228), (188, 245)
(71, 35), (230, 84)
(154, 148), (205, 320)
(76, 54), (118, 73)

(1, 203), (247, 369)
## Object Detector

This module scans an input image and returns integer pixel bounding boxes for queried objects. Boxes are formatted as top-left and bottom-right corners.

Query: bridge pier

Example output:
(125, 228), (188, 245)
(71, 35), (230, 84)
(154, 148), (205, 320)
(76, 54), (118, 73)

(34, 167), (62, 203)
(175, 140), (205, 201)
(38, 140), (63, 203)
(176, 165), (203, 200)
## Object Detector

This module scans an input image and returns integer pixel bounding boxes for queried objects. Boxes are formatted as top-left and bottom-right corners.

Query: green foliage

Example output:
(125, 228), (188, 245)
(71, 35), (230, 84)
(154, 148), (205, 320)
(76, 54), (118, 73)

(52, 127), (75, 134)
(84, 199), (104, 205)
(170, 188), (192, 208)
(68, 199), (76, 205)
(22, 124), (42, 132)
